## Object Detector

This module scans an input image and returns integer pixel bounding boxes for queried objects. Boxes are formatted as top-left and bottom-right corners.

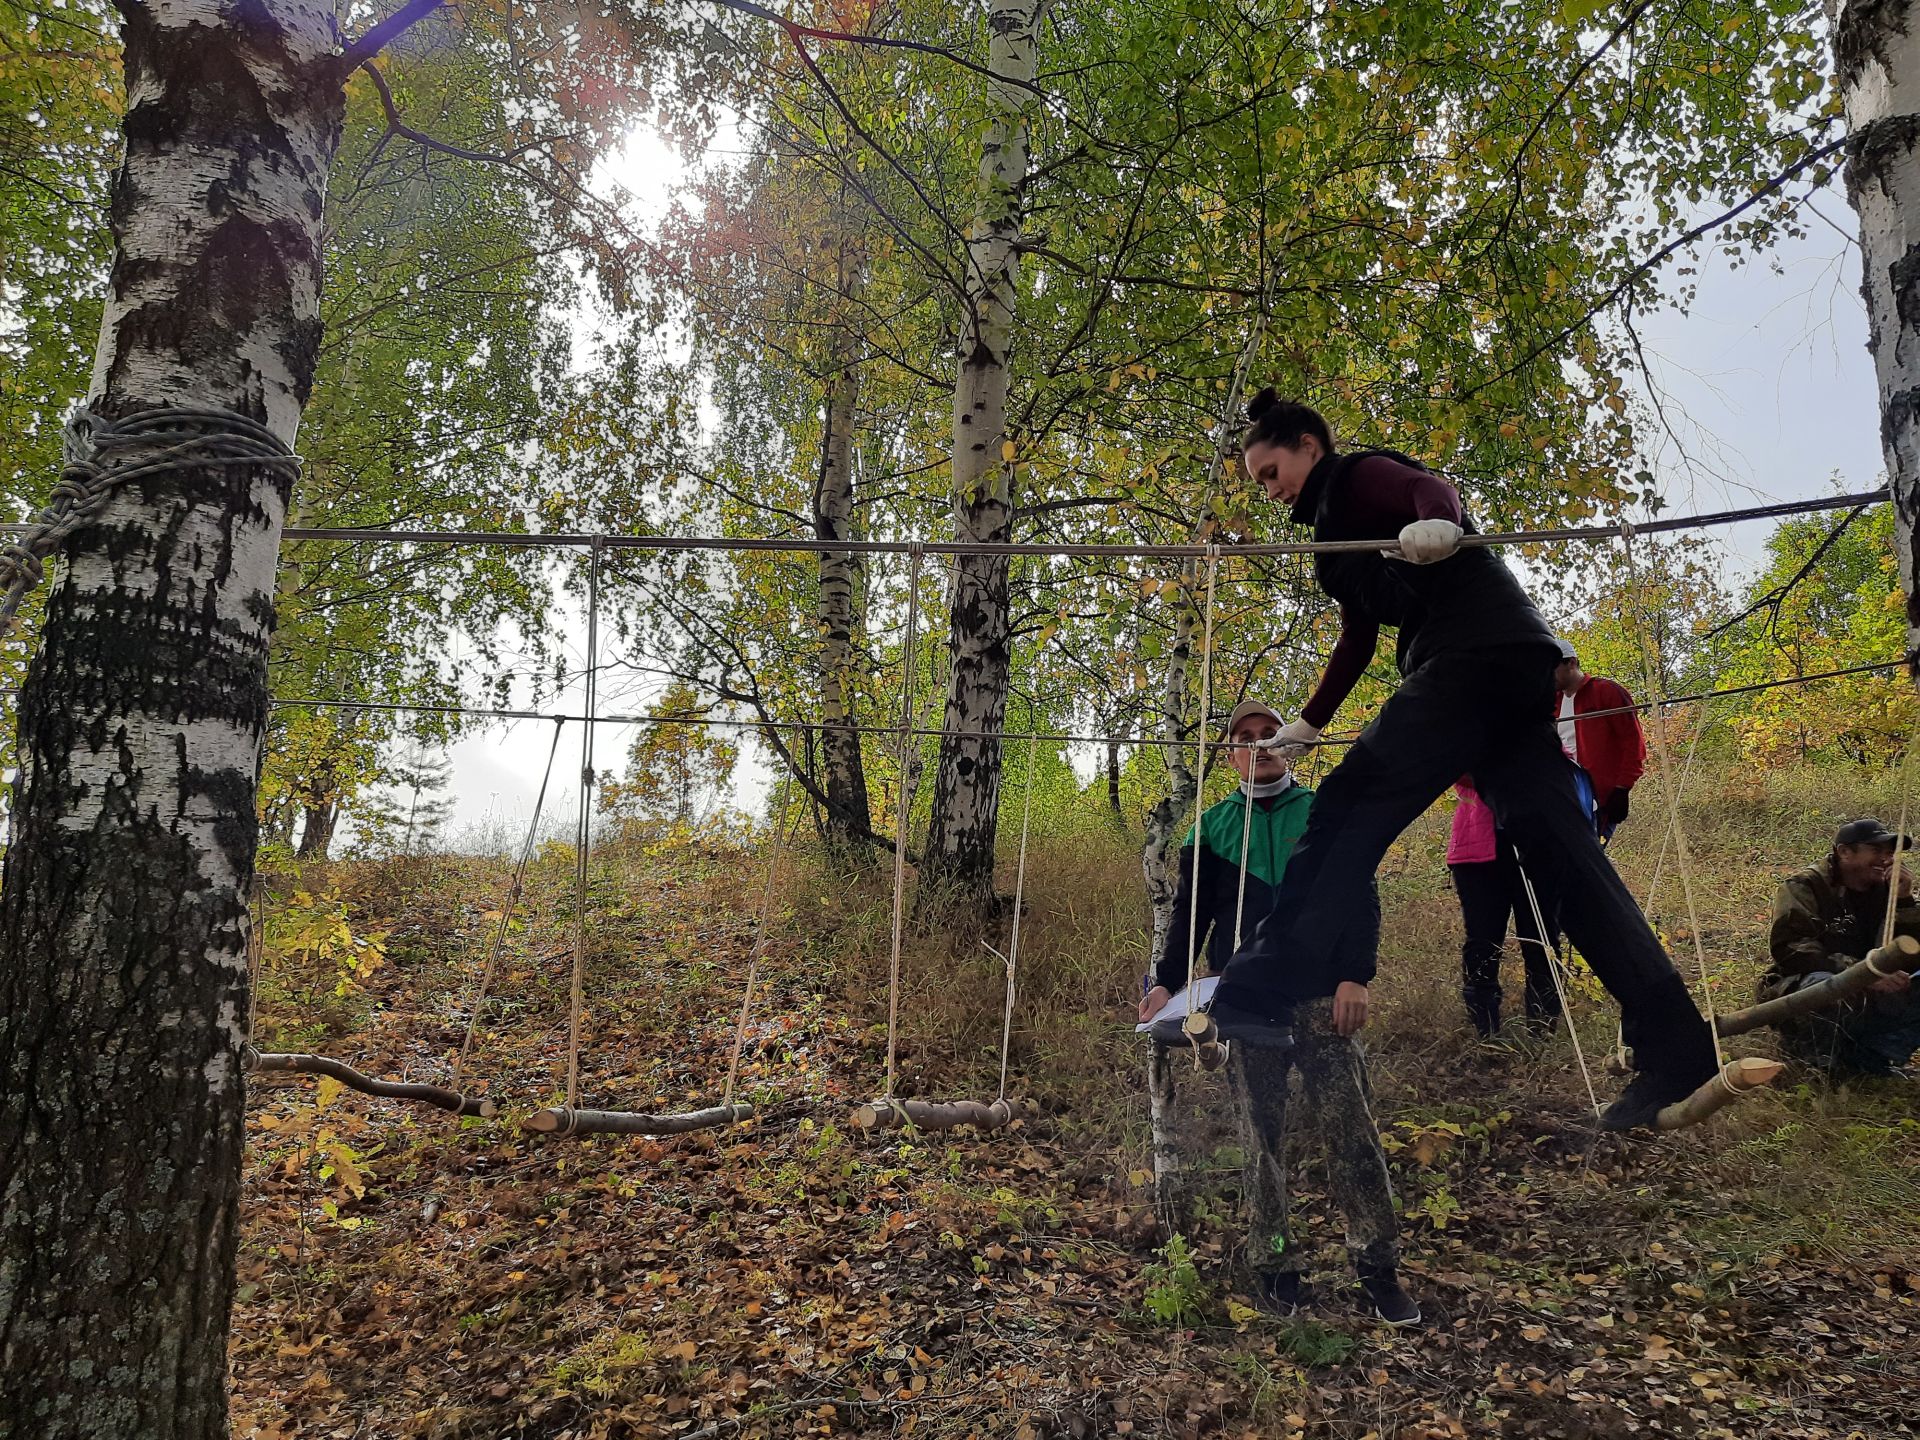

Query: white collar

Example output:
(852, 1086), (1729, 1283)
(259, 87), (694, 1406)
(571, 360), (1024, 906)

(1243, 775), (1294, 799)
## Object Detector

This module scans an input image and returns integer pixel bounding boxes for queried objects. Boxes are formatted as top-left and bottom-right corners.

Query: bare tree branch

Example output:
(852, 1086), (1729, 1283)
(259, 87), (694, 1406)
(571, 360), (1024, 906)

(339, 0), (447, 71)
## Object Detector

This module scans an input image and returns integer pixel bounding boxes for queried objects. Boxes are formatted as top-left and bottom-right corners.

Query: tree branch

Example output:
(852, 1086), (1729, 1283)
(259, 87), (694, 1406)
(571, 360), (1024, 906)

(339, 0), (446, 71)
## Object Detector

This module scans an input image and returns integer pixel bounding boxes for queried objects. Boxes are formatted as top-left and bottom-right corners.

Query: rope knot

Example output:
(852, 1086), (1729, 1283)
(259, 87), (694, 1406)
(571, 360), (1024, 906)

(1, 405), (302, 634)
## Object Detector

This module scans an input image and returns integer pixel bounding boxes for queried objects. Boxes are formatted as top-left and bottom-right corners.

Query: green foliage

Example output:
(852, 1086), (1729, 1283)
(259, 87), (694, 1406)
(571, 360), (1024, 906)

(265, 887), (390, 1005)
(1275, 1318), (1358, 1368)
(1714, 504), (1911, 766)
(1140, 1233), (1208, 1326)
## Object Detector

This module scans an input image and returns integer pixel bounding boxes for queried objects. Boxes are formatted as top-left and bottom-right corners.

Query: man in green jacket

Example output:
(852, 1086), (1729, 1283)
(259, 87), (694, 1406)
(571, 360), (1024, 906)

(1763, 817), (1920, 1077)
(1139, 699), (1416, 1326)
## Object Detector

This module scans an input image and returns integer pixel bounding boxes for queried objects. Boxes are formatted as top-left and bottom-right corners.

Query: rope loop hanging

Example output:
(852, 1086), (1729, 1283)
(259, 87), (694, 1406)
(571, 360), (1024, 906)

(723, 763), (798, 1111)
(1, 405), (302, 633)
(453, 717), (567, 1091)
(1618, 522), (1726, 1069)
(997, 730), (1040, 1103)
(882, 545), (924, 1103)
(1183, 546), (1222, 1061)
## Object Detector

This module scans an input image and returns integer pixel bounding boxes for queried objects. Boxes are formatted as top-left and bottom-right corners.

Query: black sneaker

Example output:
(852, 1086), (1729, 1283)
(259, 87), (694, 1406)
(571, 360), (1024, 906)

(1252, 1271), (1308, 1317)
(1358, 1265), (1421, 1327)
(1598, 1063), (1714, 1132)
(1204, 997), (1297, 1050)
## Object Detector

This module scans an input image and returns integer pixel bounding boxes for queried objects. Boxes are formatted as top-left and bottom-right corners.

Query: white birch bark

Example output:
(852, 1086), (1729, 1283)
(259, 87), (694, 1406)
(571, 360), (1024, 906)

(0, 1), (346, 1433)
(921, 0), (1044, 911)
(814, 225), (873, 856)
(1827, 0), (1920, 657)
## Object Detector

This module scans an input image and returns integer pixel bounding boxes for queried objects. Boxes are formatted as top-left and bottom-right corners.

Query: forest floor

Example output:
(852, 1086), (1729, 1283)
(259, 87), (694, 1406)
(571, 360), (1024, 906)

(232, 775), (1920, 1440)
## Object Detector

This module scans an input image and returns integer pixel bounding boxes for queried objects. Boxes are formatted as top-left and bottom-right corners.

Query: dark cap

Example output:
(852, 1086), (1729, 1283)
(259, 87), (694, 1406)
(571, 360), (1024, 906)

(1835, 817), (1912, 849)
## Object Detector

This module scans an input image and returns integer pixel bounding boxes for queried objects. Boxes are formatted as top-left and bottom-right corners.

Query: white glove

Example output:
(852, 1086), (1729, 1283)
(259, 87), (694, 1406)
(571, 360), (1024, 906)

(1388, 518), (1463, 564)
(1260, 717), (1321, 758)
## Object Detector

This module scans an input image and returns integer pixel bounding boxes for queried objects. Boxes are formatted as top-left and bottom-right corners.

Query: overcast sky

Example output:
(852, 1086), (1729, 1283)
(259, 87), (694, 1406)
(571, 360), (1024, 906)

(419, 142), (1892, 844)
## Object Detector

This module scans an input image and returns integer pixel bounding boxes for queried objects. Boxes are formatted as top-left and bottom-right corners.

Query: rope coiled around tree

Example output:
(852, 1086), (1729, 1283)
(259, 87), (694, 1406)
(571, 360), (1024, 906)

(0, 406), (302, 633)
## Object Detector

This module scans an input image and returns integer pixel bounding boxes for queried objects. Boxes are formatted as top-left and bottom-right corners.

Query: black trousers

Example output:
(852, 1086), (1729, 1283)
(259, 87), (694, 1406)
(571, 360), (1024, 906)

(1218, 642), (1715, 1080)
(1452, 841), (1561, 1022)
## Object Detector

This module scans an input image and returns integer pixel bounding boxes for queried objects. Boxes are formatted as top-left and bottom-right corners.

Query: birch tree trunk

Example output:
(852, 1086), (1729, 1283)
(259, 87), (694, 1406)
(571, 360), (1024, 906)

(813, 226), (874, 859)
(920, 0), (1043, 913)
(1827, 0), (1920, 656)
(1142, 558), (1202, 965)
(0, 2), (345, 1434)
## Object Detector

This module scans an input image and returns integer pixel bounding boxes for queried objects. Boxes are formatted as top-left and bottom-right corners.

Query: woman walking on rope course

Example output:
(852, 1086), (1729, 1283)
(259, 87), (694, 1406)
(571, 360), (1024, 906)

(1207, 390), (1719, 1131)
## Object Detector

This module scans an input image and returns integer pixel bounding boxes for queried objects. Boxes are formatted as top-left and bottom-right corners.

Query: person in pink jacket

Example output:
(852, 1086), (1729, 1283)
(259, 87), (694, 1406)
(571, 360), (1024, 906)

(1448, 778), (1562, 1036)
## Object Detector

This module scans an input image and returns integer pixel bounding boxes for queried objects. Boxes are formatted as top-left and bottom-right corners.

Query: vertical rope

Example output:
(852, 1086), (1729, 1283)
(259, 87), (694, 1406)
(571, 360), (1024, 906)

(1620, 524), (1725, 1068)
(245, 870), (266, 1044)
(1513, 856), (1602, 1118)
(1230, 780), (1255, 950)
(565, 539), (602, 1109)
(1880, 734), (1920, 948)
(998, 730), (1039, 1103)
(454, 717), (566, 1089)
(883, 545), (923, 1102)
(724, 764), (796, 1110)
(1185, 547), (1221, 1006)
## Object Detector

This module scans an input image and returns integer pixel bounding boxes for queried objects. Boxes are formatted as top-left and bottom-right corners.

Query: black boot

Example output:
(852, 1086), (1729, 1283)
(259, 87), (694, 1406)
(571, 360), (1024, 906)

(1357, 1263), (1421, 1327)
(1251, 1271), (1309, 1317)
(1461, 942), (1502, 1037)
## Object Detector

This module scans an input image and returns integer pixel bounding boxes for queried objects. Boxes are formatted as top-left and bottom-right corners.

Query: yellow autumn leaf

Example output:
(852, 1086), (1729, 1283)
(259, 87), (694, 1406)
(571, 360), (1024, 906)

(1225, 1300), (1260, 1325)
(1000, 439), (1017, 462)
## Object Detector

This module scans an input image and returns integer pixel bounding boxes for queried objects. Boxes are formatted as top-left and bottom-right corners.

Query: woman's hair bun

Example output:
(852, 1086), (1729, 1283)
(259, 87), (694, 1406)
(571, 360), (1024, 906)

(1246, 386), (1280, 423)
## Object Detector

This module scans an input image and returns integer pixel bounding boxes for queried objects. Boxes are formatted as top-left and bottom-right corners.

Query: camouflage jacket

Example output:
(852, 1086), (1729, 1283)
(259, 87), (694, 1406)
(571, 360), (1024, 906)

(1762, 860), (1920, 1001)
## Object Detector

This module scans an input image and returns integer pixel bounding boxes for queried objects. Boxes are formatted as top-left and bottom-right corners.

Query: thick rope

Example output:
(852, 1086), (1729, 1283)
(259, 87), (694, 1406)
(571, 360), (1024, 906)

(453, 718), (566, 1090)
(564, 540), (603, 1110)
(724, 767), (797, 1111)
(883, 546), (923, 1102)
(1879, 729), (1920, 949)
(1, 406), (300, 634)
(139, 657), (1900, 752)
(123, 484), (1879, 557)
(998, 731), (1039, 1103)
(1184, 548), (1222, 1014)
(1619, 524), (1725, 1068)
(1230, 780), (1255, 950)
(1513, 855), (1603, 1118)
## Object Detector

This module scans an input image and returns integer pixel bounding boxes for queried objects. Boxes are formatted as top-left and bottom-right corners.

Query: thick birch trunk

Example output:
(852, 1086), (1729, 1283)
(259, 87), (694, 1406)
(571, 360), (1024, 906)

(1142, 559), (1201, 965)
(814, 229), (874, 859)
(0, 3), (344, 1435)
(920, 0), (1043, 913)
(1828, 0), (1920, 657)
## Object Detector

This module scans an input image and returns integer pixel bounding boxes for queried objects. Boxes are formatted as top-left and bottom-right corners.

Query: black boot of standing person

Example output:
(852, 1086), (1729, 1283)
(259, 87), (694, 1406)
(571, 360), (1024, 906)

(1210, 392), (1717, 1130)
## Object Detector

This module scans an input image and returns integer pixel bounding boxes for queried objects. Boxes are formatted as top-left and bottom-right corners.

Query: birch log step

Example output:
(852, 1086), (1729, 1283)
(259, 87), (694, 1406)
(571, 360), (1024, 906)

(850, 1097), (1031, 1131)
(1653, 1056), (1786, 1131)
(1715, 936), (1920, 1038)
(522, 1103), (754, 1137)
(244, 1050), (495, 1117)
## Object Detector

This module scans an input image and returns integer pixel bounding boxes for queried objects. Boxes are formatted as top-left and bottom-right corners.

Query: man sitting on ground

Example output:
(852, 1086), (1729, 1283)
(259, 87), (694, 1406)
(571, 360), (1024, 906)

(1763, 817), (1920, 1078)
(1139, 698), (1418, 1327)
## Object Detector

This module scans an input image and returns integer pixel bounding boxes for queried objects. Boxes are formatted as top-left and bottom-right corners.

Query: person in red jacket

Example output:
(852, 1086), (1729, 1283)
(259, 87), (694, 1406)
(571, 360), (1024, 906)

(1551, 639), (1645, 841)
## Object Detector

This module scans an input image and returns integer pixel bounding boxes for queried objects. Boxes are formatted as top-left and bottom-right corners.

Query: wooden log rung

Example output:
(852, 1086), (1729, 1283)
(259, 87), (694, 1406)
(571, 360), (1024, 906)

(244, 1049), (495, 1118)
(522, 1103), (754, 1137)
(1715, 935), (1920, 1039)
(850, 1097), (1032, 1132)
(1653, 1056), (1784, 1131)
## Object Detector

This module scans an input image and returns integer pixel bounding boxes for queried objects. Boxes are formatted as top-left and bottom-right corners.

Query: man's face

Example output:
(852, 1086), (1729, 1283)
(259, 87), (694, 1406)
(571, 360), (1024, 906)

(1229, 716), (1288, 784)
(1835, 840), (1898, 892)
(1554, 658), (1584, 694)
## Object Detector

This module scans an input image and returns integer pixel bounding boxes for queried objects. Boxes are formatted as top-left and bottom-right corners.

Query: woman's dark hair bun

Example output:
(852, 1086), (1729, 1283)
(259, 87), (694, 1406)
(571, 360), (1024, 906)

(1246, 386), (1280, 423)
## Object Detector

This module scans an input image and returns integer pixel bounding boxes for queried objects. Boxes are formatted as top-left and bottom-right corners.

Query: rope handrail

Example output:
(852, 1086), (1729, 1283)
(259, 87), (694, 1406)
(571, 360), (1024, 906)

(2, 486), (1882, 559)
(20, 657), (1875, 748)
